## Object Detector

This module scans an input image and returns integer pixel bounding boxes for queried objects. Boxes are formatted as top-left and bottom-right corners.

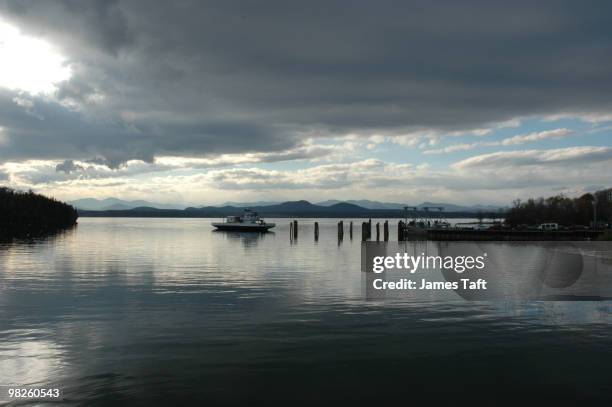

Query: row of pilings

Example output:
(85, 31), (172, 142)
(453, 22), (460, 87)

(291, 221), (604, 242)
(290, 219), (396, 242)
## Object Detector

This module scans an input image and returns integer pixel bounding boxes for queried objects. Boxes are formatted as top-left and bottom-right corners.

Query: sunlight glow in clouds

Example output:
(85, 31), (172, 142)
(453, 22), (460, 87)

(0, 18), (71, 95)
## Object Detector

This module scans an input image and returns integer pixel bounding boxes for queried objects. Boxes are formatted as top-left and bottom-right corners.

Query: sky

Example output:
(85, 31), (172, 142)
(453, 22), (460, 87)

(1, 0), (612, 206)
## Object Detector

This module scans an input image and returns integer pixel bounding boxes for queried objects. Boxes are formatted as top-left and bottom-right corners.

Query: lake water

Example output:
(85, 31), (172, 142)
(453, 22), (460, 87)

(1, 218), (612, 405)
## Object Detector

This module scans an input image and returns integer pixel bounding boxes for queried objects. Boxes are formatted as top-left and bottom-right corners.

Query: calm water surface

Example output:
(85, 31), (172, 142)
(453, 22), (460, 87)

(1, 218), (612, 405)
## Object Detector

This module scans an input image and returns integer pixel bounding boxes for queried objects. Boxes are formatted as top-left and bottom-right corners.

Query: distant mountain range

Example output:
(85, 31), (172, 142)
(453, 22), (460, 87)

(219, 199), (503, 212)
(72, 197), (503, 213)
(220, 201), (281, 207)
(317, 200), (502, 213)
(316, 199), (405, 209)
(70, 198), (184, 211)
(77, 199), (506, 218)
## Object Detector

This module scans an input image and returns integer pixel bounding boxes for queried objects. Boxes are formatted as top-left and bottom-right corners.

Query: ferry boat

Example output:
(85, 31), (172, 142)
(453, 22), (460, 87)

(211, 209), (275, 232)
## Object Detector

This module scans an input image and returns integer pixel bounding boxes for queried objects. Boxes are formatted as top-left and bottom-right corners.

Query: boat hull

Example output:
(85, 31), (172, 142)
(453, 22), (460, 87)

(212, 223), (275, 232)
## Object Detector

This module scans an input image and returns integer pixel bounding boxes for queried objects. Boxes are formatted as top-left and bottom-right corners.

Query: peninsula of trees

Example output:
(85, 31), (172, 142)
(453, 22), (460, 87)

(0, 187), (78, 238)
(505, 189), (611, 227)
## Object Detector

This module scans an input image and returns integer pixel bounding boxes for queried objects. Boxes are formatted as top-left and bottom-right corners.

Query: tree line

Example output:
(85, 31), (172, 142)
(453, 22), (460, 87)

(0, 187), (78, 237)
(504, 189), (611, 227)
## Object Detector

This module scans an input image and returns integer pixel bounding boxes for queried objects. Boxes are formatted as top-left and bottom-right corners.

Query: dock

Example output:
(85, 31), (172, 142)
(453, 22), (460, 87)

(287, 219), (605, 242)
(423, 229), (603, 241)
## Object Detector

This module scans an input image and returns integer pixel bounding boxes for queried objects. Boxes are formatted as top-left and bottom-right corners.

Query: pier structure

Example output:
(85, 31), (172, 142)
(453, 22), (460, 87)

(426, 229), (603, 241)
(420, 206), (449, 229)
(286, 216), (603, 243)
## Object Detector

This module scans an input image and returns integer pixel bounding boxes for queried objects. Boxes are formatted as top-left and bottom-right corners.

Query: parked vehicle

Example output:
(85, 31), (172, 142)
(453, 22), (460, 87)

(538, 223), (559, 231)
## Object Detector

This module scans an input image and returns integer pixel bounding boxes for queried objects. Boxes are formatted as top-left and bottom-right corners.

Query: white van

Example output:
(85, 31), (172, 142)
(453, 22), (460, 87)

(538, 223), (559, 231)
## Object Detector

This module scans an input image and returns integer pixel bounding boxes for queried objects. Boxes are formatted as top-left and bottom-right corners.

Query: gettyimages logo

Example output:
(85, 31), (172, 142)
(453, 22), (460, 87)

(362, 241), (612, 300)
(372, 252), (487, 274)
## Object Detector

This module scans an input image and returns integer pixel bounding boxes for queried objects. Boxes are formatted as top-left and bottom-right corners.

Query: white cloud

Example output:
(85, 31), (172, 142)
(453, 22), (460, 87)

(501, 128), (573, 145)
(423, 128), (574, 154)
(5, 151), (612, 206)
(452, 146), (612, 169)
(155, 142), (342, 168)
(543, 112), (612, 124)
(424, 143), (481, 154)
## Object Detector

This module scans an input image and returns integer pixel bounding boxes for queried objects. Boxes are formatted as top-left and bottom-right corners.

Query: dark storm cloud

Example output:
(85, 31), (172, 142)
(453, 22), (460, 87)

(55, 159), (83, 173)
(1, 0), (612, 165)
(0, 90), (293, 166)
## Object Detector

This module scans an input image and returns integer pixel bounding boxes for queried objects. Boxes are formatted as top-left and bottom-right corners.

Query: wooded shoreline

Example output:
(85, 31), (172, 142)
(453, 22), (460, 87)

(0, 187), (78, 238)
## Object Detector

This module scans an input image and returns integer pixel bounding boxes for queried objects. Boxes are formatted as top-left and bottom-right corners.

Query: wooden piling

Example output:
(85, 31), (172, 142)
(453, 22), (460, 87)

(398, 220), (404, 241)
(368, 218), (372, 238)
(338, 220), (344, 240)
(376, 222), (380, 241)
(349, 221), (353, 240)
(314, 222), (319, 241)
(290, 222), (293, 240)
(384, 220), (389, 241)
(293, 220), (298, 239)
(361, 221), (368, 241)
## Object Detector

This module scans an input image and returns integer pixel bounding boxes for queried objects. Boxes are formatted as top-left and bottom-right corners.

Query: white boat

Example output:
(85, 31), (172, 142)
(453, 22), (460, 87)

(211, 209), (275, 232)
